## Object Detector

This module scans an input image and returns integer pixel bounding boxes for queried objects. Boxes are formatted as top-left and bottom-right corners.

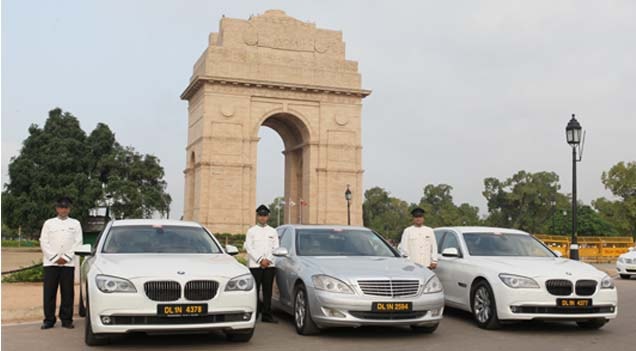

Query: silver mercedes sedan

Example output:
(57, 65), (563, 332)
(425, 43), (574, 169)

(271, 225), (444, 335)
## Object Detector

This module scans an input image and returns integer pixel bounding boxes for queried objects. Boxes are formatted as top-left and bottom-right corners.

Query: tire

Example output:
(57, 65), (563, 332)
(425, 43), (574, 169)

(411, 323), (439, 334)
(293, 284), (320, 335)
(576, 319), (608, 330)
(225, 328), (254, 342)
(471, 280), (501, 330)
(84, 293), (109, 346)
(619, 274), (631, 279)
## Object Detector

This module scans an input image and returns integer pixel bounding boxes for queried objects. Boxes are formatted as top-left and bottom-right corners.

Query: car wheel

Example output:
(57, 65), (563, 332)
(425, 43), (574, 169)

(226, 328), (254, 342)
(411, 323), (439, 333)
(293, 284), (320, 335)
(84, 292), (109, 346)
(471, 280), (501, 330)
(619, 274), (631, 279)
(576, 319), (608, 330)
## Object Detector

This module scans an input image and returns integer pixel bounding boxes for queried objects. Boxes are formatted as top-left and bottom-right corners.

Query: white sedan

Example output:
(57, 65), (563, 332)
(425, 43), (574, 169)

(616, 247), (636, 279)
(433, 226), (617, 329)
(76, 220), (256, 345)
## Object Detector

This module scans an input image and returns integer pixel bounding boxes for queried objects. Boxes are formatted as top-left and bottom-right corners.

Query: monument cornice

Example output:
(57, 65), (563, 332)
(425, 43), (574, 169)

(181, 75), (371, 100)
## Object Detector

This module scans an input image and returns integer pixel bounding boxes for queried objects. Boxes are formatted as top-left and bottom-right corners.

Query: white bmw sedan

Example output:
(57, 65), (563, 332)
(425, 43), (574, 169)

(616, 247), (636, 279)
(433, 227), (617, 330)
(76, 220), (256, 345)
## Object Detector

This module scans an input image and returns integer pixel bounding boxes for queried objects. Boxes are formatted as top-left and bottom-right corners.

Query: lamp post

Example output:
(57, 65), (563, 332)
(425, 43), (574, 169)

(345, 185), (352, 226)
(565, 114), (583, 260)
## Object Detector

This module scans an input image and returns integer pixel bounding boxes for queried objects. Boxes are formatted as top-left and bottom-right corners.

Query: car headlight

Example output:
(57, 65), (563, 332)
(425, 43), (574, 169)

(499, 273), (540, 289)
(225, 273), (254, 291)
(95, 275), (137, 293)
(422, 275), (443, 294)
(600, 275), (615, 289)
(312, 275), (354, 294)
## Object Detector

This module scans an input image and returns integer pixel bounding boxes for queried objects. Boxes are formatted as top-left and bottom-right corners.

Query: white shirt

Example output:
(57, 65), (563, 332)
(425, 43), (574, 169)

(398, 225), (438, 267)
(244, 224), (280, 268)
(39, 217), (83, 267)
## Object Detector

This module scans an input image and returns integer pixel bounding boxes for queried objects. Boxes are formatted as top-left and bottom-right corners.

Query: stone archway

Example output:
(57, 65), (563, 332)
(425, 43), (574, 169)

(258, 112), (311, 225)
(181, 9), (371, 234)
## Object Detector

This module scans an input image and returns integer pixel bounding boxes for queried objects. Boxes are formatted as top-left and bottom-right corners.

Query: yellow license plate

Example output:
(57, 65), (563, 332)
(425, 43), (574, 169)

(157, 304), (207, 316)
(557, 299), (592, 307)
(372, 302), (412, 312)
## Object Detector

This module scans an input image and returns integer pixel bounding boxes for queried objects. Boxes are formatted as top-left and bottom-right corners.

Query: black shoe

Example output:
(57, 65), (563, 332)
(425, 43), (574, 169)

(40, 323), (55, 330)
(261, 316), (278, 324)
(61, 322), (74, 329)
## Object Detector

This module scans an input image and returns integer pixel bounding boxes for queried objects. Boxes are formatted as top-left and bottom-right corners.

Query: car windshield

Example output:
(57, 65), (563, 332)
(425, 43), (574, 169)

(102, 225), (222, 254)
(463, 232), (555, 257)
(296, 229), (397, 257)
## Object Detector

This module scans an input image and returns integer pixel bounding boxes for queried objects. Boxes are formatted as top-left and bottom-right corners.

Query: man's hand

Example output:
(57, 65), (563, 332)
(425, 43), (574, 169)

(55, 258), (67, 265)
(428, 262), (438, 270)
(260, 258), (271, 268)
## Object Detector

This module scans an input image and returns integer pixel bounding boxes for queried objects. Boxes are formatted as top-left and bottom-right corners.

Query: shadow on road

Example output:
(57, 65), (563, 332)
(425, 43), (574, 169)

(442, 306), (611, 335)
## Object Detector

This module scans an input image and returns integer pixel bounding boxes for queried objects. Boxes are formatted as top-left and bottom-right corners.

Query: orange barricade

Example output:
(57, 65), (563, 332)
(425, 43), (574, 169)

(534, 235), (634, 262)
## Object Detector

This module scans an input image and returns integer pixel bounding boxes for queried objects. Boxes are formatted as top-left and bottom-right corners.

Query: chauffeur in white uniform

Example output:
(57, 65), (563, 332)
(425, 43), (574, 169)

(39, 196), (83, 330)
(398, 207), (438, 269)
(244, 205), (280, 323)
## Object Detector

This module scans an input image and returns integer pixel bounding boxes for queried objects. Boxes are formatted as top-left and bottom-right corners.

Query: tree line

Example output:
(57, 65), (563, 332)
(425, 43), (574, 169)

(361, 164), (635, 240)
(2, 108), (172, 238)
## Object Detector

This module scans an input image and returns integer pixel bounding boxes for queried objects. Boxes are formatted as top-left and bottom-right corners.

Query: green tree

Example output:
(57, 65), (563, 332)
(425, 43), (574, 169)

(593, 161), (636, 236)
(362, 187), (411, 240)
(2, 108), (172, 237)
(267, 197), (285, 227)
(418, 184), (481, 227)
(103, 146), (171, 219)
(482, 170), (568, 233)
(546, 203), (618, 236)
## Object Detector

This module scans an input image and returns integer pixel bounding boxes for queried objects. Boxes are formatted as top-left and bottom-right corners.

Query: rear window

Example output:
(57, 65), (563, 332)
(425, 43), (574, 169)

(102, 225), (221, 254)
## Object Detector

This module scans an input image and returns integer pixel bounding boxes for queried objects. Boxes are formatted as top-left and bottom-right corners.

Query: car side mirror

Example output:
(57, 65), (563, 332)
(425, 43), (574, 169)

(552, 250), (563, 257)
(441, 247), (460, 258)
(225, 245), (239, 256)
(75, 244), (93, 257)
(273, 247), (289, 257)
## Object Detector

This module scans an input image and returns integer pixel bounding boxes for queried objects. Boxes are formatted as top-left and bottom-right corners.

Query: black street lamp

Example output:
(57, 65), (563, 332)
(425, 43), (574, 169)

(565, 114), (584, 260)
(345, 185), (352, 226)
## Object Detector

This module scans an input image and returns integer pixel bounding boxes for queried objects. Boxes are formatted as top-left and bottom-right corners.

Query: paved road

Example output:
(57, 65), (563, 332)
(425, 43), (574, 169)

(3, 279), (634, 351)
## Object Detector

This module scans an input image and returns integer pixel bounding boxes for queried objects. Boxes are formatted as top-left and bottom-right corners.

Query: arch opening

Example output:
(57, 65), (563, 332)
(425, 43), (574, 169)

(257, 113), (311, 225)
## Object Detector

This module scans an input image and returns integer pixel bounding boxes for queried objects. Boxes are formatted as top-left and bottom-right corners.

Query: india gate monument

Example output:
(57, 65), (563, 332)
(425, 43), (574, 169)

(181, 10), (370, 234)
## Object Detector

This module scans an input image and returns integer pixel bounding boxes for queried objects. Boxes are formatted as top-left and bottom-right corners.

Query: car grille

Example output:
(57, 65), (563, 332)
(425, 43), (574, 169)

(144, 281), (181, 301)
(108, 313), (250, 325)
(357, 280), (420, 297)
(575, 280), (597, 296)
(545, 279), (572, 296)
(349, 311), (427, 320)
(512, 305), (615, 314)
(184, 280), (219, 301)
(626, 269), (636, 273)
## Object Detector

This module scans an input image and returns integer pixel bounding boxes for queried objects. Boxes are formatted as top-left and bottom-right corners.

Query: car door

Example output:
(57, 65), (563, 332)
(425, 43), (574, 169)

(436, 230), (466, 307)
(274, 227), (295, 309)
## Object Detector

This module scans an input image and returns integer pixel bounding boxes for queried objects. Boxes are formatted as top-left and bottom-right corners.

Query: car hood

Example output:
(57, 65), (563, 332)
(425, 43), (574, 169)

(94, 254), (248, 280)
(468, 256), (607, 279)
(299, 256), (434, 282)
(619, 250), (636, 259)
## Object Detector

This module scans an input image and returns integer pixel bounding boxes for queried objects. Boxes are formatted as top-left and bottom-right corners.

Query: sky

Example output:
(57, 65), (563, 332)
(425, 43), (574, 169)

(2, 0), (635, 220)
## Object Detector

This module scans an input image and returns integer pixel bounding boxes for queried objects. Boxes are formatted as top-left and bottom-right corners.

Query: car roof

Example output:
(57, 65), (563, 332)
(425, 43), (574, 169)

(278, 224), (372, 231)
(110, 219), (203, 228)
(434, 226), (529, 235)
